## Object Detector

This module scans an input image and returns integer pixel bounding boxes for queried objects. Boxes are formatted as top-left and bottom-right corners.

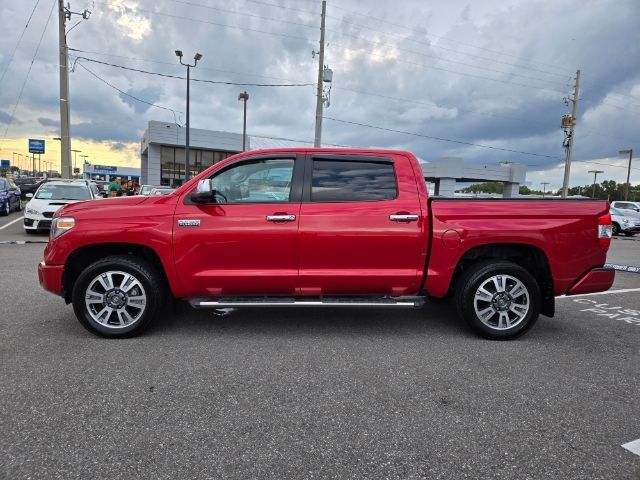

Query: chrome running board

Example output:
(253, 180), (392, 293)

(188, 296), (425, 309)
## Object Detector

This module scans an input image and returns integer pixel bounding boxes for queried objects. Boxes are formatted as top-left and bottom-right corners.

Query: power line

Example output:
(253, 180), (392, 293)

(165, 0), (316, 29)
(1, 0), (55, 148)
(0, 0), (41, 87)
(330, 32), (568, 88)
(68, 48), (311, 84)
(75, 62), (182, 122)
(71, 56), (315, 87)
(94, 1), (314, 43)
(328, 3), (570, 73)
(330, 42), (567, 94)
(323, 116), (562, 160)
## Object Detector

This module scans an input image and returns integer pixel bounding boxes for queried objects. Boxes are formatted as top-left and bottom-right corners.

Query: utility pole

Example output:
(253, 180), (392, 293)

(561, 69), (580, 198)
(619, 149), (633, 201)
(57, 1), (90, 179)
(58, 0), (71, 178)
(175, 50), (202, 182)
(588, 170), (604, 198)
(313, 0), (327, 148)
(540, 182), (549, 198)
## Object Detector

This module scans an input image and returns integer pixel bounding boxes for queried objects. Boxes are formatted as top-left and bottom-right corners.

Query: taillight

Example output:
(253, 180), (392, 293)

(597, 212), (612, 251)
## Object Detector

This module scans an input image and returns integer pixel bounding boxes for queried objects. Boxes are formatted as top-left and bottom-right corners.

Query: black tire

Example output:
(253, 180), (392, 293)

(72, 255), (166, 338)
(612, 223), (620, 236)
(455, 260), (541, 340)
(0, 201), (8, 216)
(15, 199), (22, 212)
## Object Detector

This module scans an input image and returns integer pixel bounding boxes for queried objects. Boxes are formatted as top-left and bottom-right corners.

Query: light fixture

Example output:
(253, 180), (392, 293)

(175, 50), (183, 57)
(194, 53), (203, 61)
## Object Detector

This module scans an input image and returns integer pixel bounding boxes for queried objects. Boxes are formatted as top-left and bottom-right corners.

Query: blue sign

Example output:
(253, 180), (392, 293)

(93, 164), (118, 173)
(0, 159), (10, 168)
(29, 138), (45, 154)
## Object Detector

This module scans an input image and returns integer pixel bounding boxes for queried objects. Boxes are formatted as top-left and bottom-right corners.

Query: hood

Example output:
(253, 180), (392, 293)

(27, 197), (84, 211)
(58, 195), (149, 215)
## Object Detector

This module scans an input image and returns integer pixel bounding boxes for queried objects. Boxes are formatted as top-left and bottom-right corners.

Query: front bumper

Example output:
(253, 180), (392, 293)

(38, 261), (64, 296)
(24, 216), (52, 230)
(566, 267), (615, 296)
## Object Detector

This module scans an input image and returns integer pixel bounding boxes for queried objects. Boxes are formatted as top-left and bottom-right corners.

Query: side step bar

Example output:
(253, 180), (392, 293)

(188, 296), (425, 309)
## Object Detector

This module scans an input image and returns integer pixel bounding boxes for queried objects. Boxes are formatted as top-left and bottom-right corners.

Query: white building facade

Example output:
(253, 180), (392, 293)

(140, 121), (247, 187)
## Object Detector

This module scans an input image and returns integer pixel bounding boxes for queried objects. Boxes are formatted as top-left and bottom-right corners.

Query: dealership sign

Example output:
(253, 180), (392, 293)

(28, 138), (45, 154)
(1, 159), (10, 168)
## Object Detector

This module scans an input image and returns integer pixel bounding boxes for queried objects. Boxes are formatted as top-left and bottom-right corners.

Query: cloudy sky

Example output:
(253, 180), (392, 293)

(0, 0), (638, 190)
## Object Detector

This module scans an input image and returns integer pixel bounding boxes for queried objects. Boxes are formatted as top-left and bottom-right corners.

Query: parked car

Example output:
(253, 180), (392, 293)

(24, 179), (97, 233)
(139, 184), (161, 196)
(13, 177), (44, 199)
(0, 177), (22, 215)
(610, 206), (640, 236)
(38, 148), (615, 339)
(611, 201), (640, 213)
(149, 187), (175, 196)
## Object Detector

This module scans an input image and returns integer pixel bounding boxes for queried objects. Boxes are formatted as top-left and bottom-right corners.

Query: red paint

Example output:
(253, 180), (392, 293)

(566, 268), (615, 295)
(38, 148), (614, 305)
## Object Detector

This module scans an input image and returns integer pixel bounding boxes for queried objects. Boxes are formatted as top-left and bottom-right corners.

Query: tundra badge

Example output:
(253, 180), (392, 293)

(178, 219), (200, 227)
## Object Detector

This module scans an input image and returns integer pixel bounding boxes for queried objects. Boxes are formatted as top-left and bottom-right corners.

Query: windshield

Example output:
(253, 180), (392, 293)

(35, 184), (91, 200)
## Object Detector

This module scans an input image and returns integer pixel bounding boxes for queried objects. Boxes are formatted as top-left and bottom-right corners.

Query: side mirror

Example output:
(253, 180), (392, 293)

(190, 179), (214, 204)
(26, 193), (33, 198)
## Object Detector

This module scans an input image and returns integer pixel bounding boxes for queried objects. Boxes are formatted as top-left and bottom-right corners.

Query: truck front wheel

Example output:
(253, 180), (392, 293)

(455, 261), (540, 340)
(72, 255), (165, 338)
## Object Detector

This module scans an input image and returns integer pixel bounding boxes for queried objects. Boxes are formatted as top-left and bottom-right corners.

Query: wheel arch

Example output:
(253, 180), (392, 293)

(450, 243), (554, 317)
(62, 243), (173, 303)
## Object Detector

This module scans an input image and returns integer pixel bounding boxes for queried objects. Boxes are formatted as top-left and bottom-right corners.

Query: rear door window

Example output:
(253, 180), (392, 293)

(310, 160), (397, 202)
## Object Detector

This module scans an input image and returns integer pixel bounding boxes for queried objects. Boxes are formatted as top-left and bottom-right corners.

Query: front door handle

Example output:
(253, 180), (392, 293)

(266, 214), (296, 222)
(389, 214), (419, 222)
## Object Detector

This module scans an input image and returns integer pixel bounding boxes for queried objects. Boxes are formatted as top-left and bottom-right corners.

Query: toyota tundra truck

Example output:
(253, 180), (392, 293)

(37, 148), (615, 339)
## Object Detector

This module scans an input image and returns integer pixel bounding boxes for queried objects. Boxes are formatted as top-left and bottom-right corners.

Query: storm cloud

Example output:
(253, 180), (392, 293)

(0, 0), (638, 188)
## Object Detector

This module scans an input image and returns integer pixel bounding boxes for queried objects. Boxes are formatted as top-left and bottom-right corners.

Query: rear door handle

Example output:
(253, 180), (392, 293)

(389, 214), (419, 222)
(266, 214), (296, 222)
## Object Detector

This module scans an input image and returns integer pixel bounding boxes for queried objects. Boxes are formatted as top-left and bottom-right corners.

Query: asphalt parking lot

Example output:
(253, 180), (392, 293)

(1, 213), (639, 479)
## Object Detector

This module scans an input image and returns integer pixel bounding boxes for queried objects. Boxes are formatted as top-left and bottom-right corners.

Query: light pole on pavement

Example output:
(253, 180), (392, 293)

(238, 91), (249, 152)
(540, 182), (549, 198)
(588, 170), (604, 198)
(175, 50), (202, 182)
(618, 149), (633, 201)
(71, 149), (81, 177)
(80, 155), (88, 178)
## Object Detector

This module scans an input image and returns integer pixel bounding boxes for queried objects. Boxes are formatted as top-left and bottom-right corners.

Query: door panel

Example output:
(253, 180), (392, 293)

(298, 154), (424, 296)
(173, 156), (302, 297)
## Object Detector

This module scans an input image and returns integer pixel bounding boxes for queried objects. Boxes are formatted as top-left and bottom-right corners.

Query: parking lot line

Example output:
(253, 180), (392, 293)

(557, 288), (640, 299)
(622, 438), (640, 457)
(0, 216), (24, 230)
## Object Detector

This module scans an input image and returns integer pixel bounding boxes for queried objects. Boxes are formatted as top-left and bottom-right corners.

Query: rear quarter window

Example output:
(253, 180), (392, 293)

(311, 160), (397, 202)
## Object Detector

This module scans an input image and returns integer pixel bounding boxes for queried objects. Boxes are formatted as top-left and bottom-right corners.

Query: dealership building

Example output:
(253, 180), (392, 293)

(140, 121), (246, 187)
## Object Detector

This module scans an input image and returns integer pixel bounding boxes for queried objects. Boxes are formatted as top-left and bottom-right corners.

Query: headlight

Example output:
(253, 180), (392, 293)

(26, 207), (40, 216)
(622, 219), (629, 224)
(50, 217), (75, 239)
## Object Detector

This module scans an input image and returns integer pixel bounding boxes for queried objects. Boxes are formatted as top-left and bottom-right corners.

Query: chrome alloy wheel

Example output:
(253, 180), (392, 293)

(84, 271), (147, 328)
(473, 274), (530, 330)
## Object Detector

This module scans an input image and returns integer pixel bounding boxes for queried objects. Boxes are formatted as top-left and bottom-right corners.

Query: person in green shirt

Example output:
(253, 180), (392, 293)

(108, 178), (121, 197)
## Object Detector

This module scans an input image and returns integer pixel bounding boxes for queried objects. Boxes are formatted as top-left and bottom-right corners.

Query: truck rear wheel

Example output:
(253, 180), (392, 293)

(455, 260), (540, 340)
(72, 255), (165, 338)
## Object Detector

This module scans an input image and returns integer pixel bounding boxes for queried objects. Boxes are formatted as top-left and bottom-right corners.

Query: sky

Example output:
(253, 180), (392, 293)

(0, 0), (638, 191)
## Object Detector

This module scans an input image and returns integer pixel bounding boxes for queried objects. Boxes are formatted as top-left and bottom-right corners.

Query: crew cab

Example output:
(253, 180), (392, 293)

(37, 148), (615, 339)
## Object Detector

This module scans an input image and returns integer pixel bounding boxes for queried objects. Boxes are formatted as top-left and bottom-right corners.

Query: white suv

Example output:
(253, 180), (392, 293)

(24, 179), (98, 233)
(611, 201), (640, 213)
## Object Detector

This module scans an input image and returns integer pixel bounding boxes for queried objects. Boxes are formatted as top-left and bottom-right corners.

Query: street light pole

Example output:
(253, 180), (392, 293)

(71, 149), (81, 177)
(238, 91), (249, 152)
(540, 182), (549, 198)
(175, 50), (202, 183)
(588, 170), (604, 198)
(619, 149), (633, 201)
(80, 154), (88, 178)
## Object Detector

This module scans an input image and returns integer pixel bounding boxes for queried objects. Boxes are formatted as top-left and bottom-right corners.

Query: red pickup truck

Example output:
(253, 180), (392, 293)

(38, 148), (615, 339)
